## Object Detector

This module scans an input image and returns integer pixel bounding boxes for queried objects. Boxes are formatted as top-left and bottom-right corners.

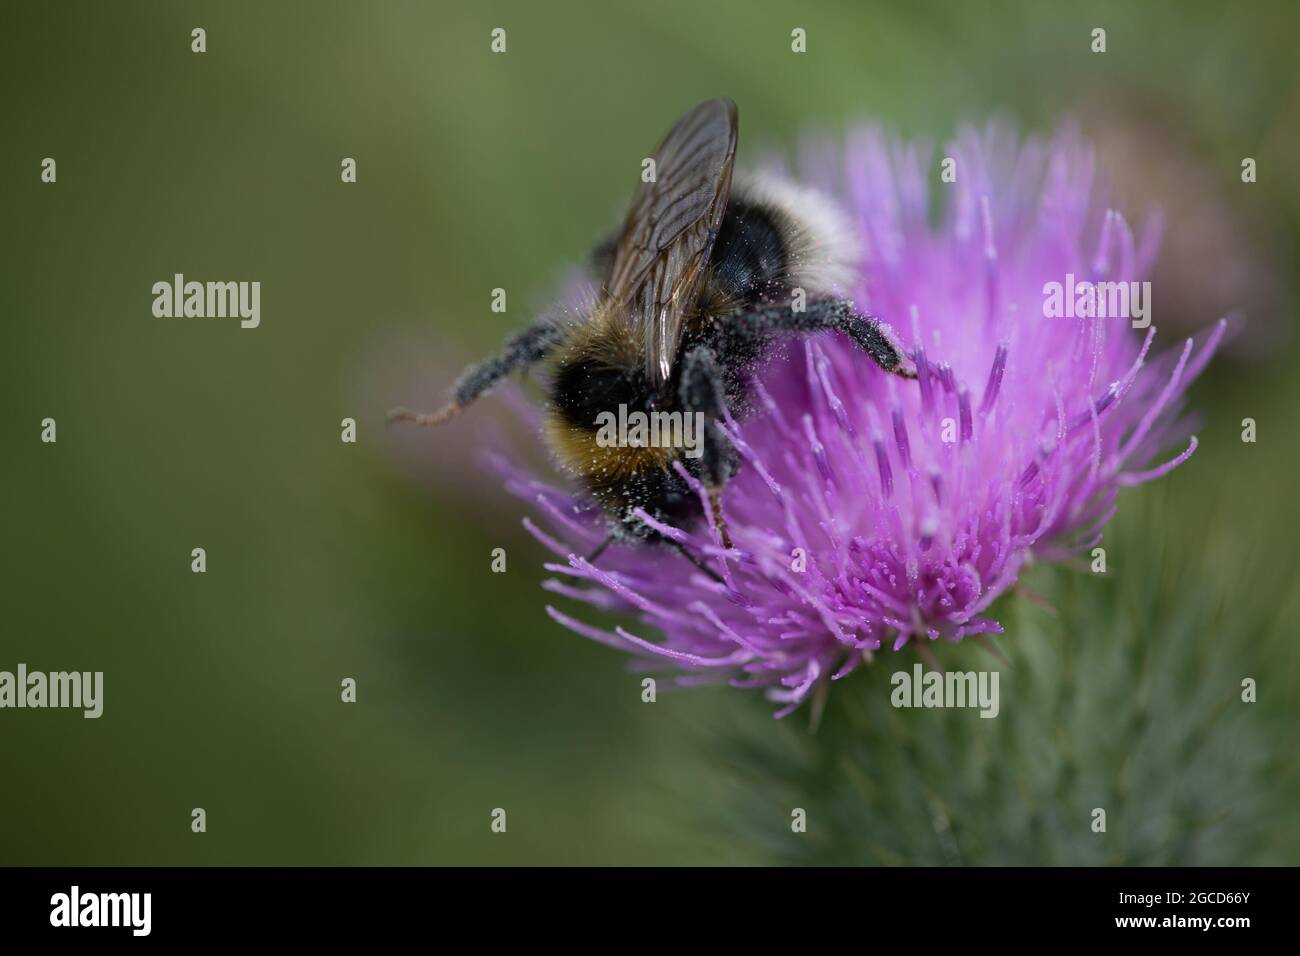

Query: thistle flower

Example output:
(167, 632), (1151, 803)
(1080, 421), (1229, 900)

(493, 123), (1225, 717)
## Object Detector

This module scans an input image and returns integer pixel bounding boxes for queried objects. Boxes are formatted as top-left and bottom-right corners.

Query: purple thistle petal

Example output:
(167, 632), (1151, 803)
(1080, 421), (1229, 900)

(980, 342), (1008, 415)
(1118, 436), (1199, 486)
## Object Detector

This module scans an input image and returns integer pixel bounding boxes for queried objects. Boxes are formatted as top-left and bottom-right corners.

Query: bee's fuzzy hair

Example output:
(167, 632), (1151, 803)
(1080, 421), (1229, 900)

(549, 301), (641, 373)
(730, 170), (860, 297)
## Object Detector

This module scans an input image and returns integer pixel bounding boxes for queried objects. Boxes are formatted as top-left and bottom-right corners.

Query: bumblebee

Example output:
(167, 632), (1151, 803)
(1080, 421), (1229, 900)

(390, 98), (914, 571)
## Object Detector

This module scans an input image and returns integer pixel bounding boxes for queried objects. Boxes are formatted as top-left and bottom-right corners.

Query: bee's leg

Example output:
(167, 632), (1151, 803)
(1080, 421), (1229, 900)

(667, 539), (725, 584)
(679, 345), (738, 550)
(586, 532), (616, 563)
(734, 298), (916, 378)
(387, 319), (564, 426)
(586, 524), (724, 584)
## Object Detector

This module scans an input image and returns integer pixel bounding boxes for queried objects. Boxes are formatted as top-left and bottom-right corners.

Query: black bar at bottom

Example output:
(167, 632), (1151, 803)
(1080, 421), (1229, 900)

(0, 866), (1291, 941)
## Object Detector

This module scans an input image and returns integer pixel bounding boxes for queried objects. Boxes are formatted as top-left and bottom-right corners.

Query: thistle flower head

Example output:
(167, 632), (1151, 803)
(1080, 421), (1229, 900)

(494, 122), (1225, 716)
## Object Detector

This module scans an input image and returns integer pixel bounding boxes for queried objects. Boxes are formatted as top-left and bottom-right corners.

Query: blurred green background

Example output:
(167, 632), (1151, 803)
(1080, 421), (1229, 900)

(2, 0), (1297, 865)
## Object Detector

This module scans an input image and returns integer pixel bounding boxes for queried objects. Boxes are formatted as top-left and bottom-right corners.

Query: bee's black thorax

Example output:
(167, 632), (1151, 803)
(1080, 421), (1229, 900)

(708, 198), (791, 307)
(682, 197), (796, 409)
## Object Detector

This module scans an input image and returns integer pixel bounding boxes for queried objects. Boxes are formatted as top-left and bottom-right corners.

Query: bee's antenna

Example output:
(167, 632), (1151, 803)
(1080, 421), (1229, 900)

(385, 402), (465, 428)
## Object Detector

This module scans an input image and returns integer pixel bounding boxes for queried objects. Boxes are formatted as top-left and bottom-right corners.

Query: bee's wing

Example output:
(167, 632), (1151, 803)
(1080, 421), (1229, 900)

(604, 98), (738, 389)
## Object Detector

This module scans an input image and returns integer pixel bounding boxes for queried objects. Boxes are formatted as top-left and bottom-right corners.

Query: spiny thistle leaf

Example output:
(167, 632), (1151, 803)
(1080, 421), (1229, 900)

(680, 491), (1300, 865)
